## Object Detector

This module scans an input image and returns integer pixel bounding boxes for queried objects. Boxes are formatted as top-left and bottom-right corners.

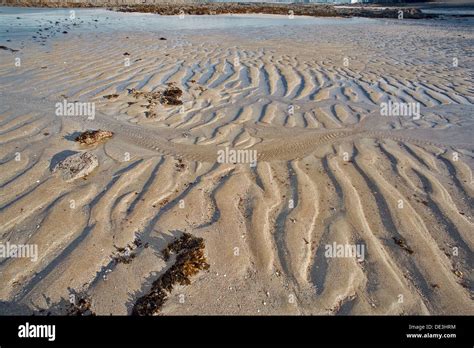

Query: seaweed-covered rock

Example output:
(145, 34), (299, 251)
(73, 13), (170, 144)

(75, 129), (113, 145)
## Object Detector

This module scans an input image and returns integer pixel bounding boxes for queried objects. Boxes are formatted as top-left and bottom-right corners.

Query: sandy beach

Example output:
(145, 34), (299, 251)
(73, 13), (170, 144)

(0, 6), (473, 316)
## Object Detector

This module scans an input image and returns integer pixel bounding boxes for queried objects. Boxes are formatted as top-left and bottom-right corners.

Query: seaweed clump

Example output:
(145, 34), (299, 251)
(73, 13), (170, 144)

(175, 158), (185, 172)
(132, 233), (209, 316)
(393, 237), (414, 254)
(161, 84), (183, 106)
(112, 236), (148, 264)
(128, 83), (183, 118)
(67, 295), (95, 316)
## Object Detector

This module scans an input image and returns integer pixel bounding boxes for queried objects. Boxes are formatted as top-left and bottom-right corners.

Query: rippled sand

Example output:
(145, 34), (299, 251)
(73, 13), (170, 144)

(0, 14), (473, 315)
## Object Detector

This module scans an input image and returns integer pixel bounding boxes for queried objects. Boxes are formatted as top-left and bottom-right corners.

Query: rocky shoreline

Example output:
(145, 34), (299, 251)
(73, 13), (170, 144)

(116, 3), (434, 19)
(2, 1), (435, 20)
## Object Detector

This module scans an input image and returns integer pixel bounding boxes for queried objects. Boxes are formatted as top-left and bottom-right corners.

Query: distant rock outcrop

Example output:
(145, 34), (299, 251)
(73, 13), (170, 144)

(2, 1), (434, 20)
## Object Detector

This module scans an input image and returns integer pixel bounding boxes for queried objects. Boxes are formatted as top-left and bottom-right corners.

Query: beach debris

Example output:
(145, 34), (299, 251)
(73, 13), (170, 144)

(159, 37), (167, 40)
(393, 237), (414, 254)
(144, 110), (157, 118)
(128, 83), (183, 117)
(175, 158), (185, 172)
(0, 45), (19, 53)
(123, 52), (130, 56)
(161, 84), (183, 106)
(52, 151), (98, 182)
(112, 235), (147, 264)
(67, 295), (95, 316)
(103, 93), (119, 100)
(195, 85), (206, 92)
(326, 293), (357, 314)
(75, 129), (113, 145)
(452, 269), (463, 278)
(161, 232), (204, 262)
(132, 233), (209, 316)
(112, 245), (136, 264)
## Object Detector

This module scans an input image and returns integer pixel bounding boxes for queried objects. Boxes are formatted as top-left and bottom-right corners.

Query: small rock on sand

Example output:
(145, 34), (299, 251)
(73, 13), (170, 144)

(75, 130), (113, 145)
(52, 152), (98, 182)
